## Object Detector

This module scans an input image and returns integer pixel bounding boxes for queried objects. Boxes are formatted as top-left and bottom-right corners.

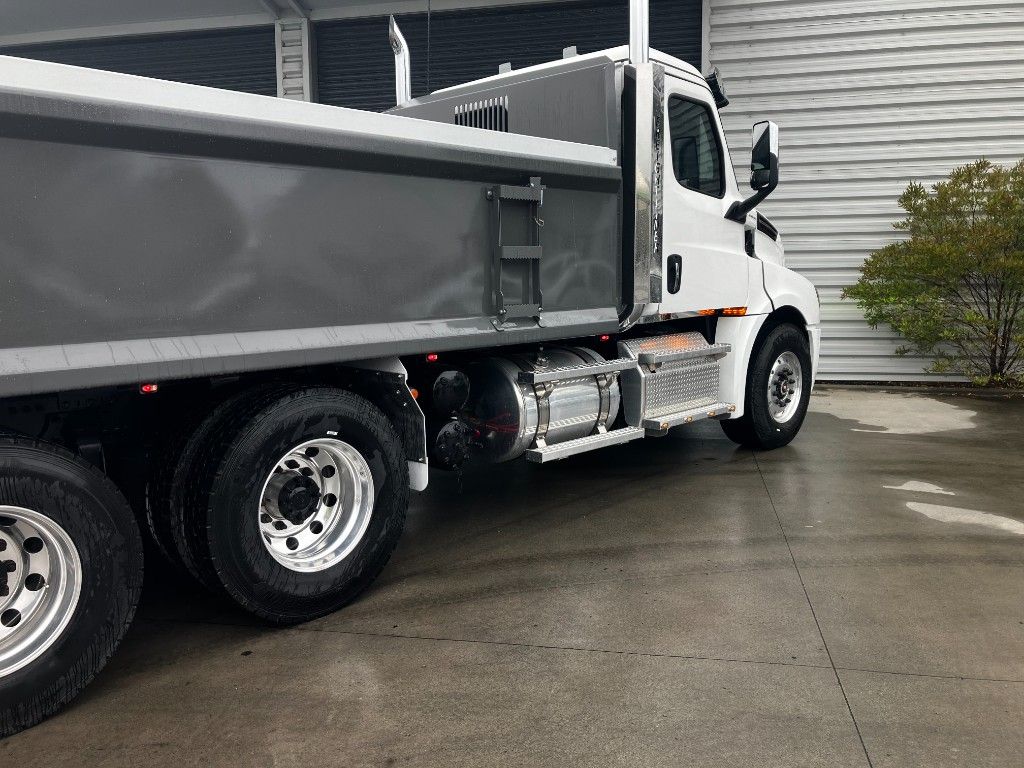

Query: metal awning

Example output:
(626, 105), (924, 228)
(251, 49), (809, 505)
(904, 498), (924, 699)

(0, 2), (362, 45)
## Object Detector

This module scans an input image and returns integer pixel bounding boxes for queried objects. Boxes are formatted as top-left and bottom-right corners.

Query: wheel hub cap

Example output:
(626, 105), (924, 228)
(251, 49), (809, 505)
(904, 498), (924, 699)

(273, 474), (322, 525)
(257, 439), (374, 573)
(767, 351), (803, 424)
(0, 507), (82, 678)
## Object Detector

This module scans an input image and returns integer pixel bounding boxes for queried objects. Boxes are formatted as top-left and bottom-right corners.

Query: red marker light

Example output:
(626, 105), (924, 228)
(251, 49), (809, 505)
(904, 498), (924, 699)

(140, 383), (159, 395)
(426, 353), (439, 363)
(599, 335), (611, 342)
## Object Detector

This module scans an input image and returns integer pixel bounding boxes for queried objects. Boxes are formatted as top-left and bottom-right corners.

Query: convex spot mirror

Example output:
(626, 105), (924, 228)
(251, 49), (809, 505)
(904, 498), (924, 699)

(750, 120), (779, 191)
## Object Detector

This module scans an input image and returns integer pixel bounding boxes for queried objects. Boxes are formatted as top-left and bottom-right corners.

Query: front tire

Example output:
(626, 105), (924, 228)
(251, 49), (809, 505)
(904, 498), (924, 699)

(0, 438), (143, 738)
(721, 323), (812, 450)
(186, 388), (408, 624)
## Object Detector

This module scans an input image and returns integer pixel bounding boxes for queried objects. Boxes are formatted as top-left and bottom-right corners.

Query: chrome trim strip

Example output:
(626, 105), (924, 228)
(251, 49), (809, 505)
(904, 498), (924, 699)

(622, 61), (666, 330)
(650, 62), (665, 305)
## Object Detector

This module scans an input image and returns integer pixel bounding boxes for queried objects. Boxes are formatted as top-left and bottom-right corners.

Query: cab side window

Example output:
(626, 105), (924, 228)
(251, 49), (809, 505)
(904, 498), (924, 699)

(668, 96), (724, 198)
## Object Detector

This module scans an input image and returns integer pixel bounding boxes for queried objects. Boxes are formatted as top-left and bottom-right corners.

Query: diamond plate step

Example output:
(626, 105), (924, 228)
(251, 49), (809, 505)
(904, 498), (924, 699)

(518, 358), (636, 385)
(638, 342), (731, 371)
(525, 427), (645, 463)
(642, 402), (736, 434)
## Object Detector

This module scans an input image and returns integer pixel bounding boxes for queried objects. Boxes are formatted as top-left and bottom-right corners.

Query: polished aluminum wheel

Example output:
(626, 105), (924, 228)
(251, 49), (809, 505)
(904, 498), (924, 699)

(0, 506), (82, 678)
(257, 439), (374, 573)
(767, 351), (803, 424)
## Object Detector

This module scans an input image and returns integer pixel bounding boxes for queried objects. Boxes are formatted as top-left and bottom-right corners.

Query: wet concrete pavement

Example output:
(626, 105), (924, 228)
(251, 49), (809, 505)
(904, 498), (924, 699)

(3, 386), (1023, 767)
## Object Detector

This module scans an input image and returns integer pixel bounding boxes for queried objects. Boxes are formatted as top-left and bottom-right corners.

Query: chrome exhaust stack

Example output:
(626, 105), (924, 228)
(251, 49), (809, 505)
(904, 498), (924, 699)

(629, 0), (650, 64)
(388, 15), (411, 106)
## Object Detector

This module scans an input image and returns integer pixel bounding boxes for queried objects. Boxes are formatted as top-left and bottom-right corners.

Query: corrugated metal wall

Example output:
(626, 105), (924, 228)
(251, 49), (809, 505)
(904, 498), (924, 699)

(1, 26), (277, 96)
(317, 0), (701, 112)
(709, 0), (1024, 380)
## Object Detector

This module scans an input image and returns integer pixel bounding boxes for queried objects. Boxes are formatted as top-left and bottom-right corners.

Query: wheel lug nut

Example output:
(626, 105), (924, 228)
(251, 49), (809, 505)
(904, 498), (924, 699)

(24, 537), (43, 554)
(25, 573), (45, 591)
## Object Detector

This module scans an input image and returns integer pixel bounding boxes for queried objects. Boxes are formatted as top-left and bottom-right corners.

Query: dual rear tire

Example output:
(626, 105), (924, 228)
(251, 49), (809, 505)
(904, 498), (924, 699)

(168, 387), (408, 624)
(1, 387), (407, 738)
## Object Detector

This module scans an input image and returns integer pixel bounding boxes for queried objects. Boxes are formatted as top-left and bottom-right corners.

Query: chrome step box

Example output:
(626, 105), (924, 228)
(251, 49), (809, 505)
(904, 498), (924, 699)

(618, 332), (731, 429)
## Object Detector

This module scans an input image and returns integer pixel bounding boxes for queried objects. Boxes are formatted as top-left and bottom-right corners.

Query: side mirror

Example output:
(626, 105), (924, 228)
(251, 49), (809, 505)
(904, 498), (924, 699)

(726, 120), (780, 222)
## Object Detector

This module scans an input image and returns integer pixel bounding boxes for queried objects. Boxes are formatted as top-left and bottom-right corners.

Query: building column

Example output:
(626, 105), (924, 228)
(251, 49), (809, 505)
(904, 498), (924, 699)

(275, 17), (313, 100)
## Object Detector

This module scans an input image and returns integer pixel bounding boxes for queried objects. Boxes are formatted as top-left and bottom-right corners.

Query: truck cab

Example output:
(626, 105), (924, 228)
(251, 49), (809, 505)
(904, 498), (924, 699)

(392, 42), (820, 387)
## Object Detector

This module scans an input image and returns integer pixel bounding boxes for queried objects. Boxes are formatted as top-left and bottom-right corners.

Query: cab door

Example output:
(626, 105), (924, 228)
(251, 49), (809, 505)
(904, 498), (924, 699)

(659, 77), (750, 314)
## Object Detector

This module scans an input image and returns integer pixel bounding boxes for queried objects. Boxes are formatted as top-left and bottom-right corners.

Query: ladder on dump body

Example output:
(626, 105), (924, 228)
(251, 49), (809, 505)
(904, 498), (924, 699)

(522, 332), (735, 463)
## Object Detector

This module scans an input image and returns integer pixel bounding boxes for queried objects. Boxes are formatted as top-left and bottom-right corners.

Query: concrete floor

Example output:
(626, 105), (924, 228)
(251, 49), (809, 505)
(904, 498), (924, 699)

(3, 386), (1023, 767)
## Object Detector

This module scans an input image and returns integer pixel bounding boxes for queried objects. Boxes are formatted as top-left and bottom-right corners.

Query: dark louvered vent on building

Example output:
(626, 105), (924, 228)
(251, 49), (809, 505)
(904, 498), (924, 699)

(317, 0), (701, 112)
(455, 96), (510, 132)
(1, 27), (277, 96)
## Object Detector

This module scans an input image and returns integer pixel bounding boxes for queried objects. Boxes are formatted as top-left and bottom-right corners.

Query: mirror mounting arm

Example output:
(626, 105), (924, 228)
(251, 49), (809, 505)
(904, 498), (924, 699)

(725, 188), (772, 223)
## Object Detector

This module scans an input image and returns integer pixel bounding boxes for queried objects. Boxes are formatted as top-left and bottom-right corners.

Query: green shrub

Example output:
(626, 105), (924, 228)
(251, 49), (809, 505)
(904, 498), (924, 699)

(844, 159), (1024, 385)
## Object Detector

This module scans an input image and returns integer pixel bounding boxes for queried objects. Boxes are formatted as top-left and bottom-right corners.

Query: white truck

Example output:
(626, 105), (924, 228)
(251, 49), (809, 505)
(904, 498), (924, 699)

(0, 1), (819, 736)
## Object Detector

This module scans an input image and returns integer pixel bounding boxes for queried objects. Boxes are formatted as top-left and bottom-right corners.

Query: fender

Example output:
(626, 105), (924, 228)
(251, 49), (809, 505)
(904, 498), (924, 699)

(762, 260), (823, 384)
(761, 260), (821, 326)
(716, 261), (822, 416)
(341, 357), (429, 491)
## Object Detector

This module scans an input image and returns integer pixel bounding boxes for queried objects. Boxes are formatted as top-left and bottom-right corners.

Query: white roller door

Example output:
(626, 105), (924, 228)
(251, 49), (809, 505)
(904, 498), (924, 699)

(709, 0), (1024, 380)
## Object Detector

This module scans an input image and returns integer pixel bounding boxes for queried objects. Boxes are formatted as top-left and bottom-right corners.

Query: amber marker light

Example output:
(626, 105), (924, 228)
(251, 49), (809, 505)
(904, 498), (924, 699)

(721, 307), (748, 316)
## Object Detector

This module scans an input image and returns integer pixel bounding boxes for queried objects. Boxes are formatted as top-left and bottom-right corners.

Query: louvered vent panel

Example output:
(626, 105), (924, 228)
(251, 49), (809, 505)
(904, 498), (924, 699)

(454, 96), (510, 132)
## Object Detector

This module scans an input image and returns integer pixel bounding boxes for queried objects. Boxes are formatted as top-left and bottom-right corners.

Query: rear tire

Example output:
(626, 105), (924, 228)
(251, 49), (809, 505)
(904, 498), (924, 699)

(165, 386), (294, 592)
(0, 438), (143, 738)
(721, 323), (812, 450)
(186, 388), (408, 624)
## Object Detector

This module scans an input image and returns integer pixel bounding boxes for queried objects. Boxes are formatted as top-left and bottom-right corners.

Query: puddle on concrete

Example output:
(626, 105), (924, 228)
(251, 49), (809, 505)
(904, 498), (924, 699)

(907, 501), (1024, 536)
(810, 390), (977, 434)
(883, 481), (956, 495)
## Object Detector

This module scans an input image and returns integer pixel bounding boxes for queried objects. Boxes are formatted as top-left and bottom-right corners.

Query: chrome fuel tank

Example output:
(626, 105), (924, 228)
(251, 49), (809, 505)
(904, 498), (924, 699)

(464, 347), (621, 463)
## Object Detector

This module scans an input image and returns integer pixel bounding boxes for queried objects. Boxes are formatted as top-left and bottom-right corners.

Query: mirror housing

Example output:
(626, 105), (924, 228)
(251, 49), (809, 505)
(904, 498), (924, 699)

(726, 120), (779, 223)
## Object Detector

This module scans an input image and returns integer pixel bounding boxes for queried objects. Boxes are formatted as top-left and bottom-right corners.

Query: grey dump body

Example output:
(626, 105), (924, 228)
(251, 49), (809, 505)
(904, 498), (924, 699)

(0, 55), (627, 398)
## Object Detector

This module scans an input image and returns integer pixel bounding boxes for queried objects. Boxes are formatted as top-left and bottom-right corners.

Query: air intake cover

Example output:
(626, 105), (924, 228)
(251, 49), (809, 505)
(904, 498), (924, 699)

(454, 96), (509, 132)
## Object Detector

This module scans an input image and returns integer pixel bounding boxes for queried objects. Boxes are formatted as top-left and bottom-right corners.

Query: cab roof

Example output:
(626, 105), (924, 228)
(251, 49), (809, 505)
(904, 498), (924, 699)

(431, 45), (711, 99)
